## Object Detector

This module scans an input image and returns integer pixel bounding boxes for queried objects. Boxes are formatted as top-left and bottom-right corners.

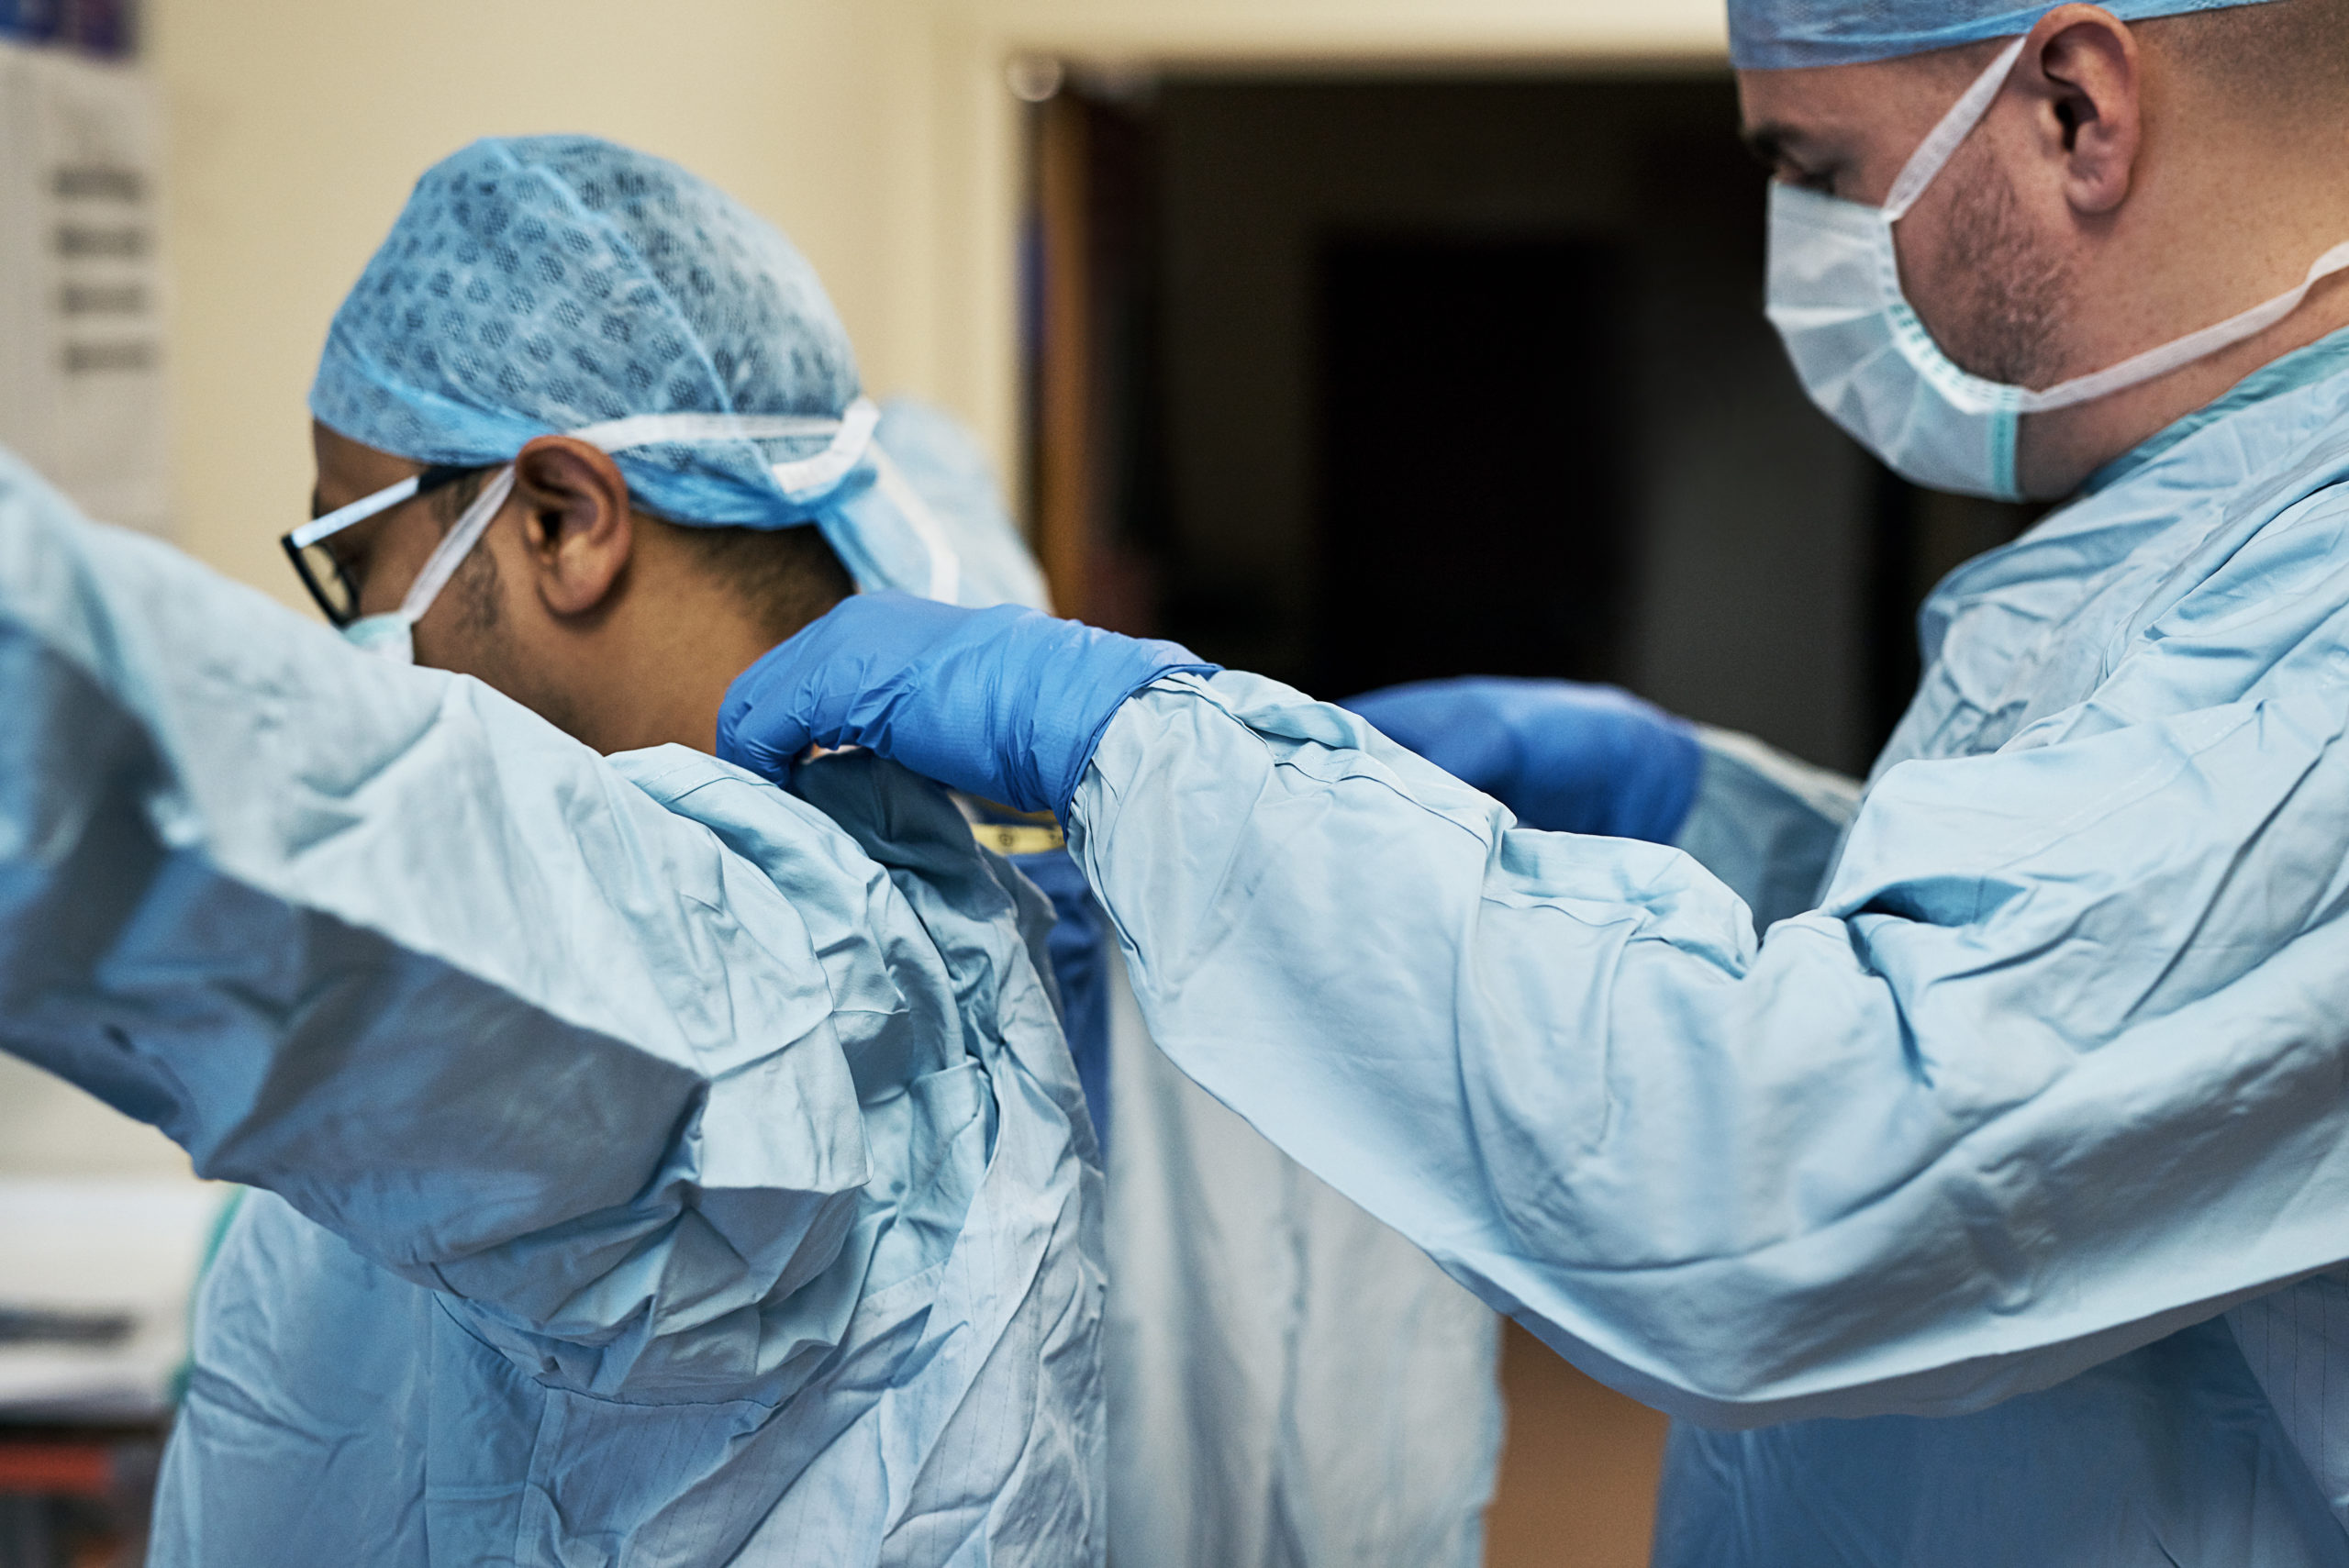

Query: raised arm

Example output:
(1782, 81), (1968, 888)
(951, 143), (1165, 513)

(718, 586), (2349, 1428)
(0, 451), (874, 1385)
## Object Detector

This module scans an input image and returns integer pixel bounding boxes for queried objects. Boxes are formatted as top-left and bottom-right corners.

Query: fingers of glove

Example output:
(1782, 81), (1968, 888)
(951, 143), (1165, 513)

(718, 593), (955, 779)
(1504, 695), (1700, 840)
(717, 655), (812, 781)
(1343, 676), (1594, 804)
(716, 708), (811, 783)
(718, 593), (1212, 813)
(1341, 675), (1699, 839)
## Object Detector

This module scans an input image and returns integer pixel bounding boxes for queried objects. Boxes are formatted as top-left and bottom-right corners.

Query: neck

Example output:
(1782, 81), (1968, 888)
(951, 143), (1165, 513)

(573, 606), (777, 756)
(2018, 111), (2349, 496)
(545, 548), (841, 757)
(2019, 275), (2349, 496)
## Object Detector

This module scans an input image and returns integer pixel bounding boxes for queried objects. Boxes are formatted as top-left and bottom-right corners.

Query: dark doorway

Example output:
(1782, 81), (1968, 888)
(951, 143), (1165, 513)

(1020, 72), (2035, 779)
(1315, 234), (1628, 699)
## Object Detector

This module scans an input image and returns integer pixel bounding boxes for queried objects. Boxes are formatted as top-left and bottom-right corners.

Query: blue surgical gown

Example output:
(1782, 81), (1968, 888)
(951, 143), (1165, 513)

(987, 830), (1505, 1568)
(0, 451), (1102, 1565)
(1062, 331), (2349, 1562)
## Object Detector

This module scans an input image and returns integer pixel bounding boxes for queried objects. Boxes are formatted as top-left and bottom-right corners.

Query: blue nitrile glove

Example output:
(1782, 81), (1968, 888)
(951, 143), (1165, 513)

(1341, 675), (1703, 843)
(718, 592), (1219, 813)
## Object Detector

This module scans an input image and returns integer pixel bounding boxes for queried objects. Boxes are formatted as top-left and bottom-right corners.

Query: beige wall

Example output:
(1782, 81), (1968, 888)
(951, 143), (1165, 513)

(149, 0), (1723, 598)
(151, 0), (940, 598)
(971, 0), (1721, 59)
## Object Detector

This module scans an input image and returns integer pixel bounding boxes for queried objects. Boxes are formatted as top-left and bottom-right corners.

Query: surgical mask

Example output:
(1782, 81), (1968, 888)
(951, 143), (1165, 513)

(1765, 34), (2349, 500)
(292, 399), (896, 662)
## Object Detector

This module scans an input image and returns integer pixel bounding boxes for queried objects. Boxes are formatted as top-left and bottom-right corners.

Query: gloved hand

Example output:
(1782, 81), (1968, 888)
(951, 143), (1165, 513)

(718, 591), (1218, 814)
(1341, 676), (1702, 842)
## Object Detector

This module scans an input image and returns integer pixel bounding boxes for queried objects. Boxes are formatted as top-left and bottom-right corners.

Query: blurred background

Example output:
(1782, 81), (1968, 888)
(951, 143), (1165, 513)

(0, 1), (2035, 1562)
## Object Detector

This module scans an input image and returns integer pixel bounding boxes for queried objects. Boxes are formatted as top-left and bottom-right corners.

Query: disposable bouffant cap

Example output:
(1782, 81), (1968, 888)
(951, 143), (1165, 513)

(314, 137), (1049, 605)
(312, 136), (863, 531)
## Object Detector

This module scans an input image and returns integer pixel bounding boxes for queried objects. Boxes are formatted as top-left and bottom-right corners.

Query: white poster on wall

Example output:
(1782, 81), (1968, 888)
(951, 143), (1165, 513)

(0, 39), (170, 538)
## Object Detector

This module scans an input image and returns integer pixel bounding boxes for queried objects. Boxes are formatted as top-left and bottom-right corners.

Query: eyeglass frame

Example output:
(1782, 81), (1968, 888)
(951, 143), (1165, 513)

(281, 463), (479, 628)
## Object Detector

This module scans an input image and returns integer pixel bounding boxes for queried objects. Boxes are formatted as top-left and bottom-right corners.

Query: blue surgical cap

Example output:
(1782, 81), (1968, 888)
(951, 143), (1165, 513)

(1729, 0), (2281, 69)
(312, 135), (976, 602)
(873, 398), (1052, 613)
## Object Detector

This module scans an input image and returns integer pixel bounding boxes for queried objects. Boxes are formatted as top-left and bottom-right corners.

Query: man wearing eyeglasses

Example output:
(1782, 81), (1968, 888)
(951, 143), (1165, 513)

(0, 136), (1105, 1567)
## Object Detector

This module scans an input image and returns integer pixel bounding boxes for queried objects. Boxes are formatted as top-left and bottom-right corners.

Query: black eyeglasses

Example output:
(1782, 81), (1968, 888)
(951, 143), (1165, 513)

(282, 464), (475, 627)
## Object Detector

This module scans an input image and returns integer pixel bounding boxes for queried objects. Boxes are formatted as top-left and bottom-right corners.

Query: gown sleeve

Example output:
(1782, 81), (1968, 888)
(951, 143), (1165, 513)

(1671, 726), (1861, 932)
(1070, 655), (2349, 1428)
(0, 452), (874, 1393)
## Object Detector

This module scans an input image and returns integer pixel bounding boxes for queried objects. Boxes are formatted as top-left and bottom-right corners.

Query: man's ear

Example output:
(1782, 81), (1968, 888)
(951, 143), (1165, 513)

(2026, 5), (2143, 217)
(510, 436), (634, 617)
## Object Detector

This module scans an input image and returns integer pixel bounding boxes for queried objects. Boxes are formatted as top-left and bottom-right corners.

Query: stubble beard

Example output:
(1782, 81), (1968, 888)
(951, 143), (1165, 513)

(1930, 158), (2076, 391)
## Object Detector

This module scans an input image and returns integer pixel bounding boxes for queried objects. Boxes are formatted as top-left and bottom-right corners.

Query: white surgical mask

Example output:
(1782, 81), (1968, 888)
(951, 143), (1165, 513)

(293, 398), (927, 662)
(1765, 34), (2349, 500)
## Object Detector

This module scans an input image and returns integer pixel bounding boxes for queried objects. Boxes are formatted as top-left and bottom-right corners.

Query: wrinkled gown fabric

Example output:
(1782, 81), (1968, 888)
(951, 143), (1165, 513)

(1003, 842), (1114, 1154)
(0, 450), (1102, 1566)
(1063, 332), (2349, 1562)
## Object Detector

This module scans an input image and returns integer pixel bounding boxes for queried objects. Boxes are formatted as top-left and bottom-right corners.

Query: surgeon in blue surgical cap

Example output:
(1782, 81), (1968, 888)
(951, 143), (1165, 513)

(718, 0), (2349, 1562)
